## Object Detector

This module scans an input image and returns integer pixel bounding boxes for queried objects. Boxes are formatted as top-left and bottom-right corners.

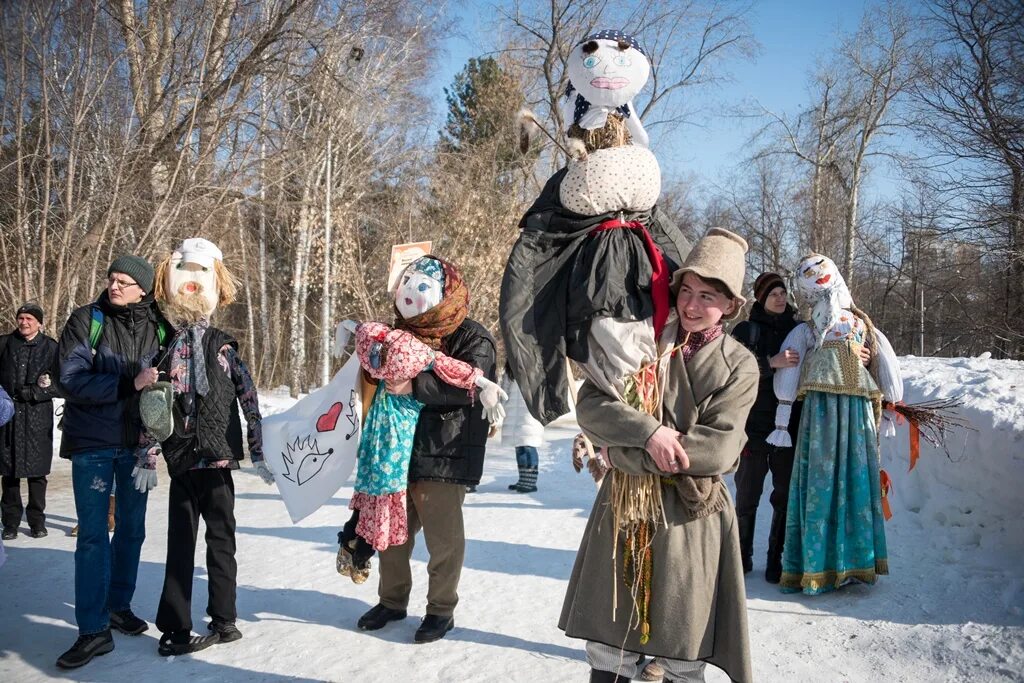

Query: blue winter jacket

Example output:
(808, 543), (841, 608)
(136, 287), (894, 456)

(0, 385), (13, 427)
(57, 291), (167, 457)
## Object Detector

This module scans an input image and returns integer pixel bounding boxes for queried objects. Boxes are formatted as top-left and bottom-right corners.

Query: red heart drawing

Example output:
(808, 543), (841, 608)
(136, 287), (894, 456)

(316, 402), (343, 433)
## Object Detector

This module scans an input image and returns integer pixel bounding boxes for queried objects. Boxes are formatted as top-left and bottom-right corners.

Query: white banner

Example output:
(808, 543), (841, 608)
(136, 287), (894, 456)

(262, 353), (362, 523)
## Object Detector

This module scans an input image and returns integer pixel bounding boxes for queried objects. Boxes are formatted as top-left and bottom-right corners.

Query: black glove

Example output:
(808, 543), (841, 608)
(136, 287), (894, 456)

(18, 386), (33, 401)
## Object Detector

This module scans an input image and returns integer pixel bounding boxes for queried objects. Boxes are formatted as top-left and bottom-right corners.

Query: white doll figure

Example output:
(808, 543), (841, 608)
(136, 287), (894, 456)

(563, 29), (651, 147)
(767, 254), (903, 596)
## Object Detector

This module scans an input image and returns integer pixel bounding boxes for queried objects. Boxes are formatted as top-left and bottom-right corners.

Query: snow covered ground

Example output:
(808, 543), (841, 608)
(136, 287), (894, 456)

(1, 356), (1021, 682)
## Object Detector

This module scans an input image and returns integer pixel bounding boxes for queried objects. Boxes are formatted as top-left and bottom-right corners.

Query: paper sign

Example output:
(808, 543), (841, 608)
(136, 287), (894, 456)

(262, 353), (363, 523)
(387, 241), (432, 292)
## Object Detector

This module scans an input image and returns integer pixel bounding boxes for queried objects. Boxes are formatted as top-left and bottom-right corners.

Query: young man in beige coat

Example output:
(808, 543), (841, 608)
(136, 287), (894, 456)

(561, 228), (757, 683)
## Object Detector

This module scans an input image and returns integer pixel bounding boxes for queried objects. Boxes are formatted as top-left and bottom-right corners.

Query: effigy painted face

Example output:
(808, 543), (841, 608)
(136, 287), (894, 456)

(567, 33), (650, 113)
(795, 254), (841, 298)
(167, 238), (222, 317)
(395, 257), (444, 319)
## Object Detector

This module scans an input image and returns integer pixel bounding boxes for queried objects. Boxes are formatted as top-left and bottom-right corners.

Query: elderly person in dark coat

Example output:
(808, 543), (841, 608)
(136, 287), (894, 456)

(1, 303), (60, 540)
(562, 229), (757, 683)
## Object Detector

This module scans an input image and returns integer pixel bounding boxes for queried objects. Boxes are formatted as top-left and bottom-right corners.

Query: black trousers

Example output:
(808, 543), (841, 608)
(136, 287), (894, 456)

(156, 468), (237, 635)
(1, 475), (47, 530)
(735, 442), (795, 520)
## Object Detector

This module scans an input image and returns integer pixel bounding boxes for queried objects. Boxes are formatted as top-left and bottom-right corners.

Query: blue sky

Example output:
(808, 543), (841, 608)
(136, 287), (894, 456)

(431, 0), (904, 201)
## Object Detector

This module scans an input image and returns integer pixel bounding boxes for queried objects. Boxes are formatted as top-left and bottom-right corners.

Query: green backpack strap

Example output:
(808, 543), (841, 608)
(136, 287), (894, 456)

(156, 320), (171, 347)
(88, 306), (104, 350)
(89, 306), (172, 350)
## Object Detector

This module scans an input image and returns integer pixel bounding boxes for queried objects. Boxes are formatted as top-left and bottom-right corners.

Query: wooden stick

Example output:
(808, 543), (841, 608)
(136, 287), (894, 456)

(565, 358), (597, 461)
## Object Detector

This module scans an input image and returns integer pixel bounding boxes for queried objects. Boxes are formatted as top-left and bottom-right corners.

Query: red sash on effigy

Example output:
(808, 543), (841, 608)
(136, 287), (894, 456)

(590, 218), (670, 339)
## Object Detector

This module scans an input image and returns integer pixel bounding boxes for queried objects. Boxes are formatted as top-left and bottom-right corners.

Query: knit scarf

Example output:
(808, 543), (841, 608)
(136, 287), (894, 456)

(395, 258), (469, 349)
(169, 320), (211, 409)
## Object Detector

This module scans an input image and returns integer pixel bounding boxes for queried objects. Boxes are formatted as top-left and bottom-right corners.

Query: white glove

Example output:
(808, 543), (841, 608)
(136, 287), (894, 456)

(254, 460), (275, 485)
(765, 403), (794, 448)
(37, 373), (51, 388)
(131, 466), (158, 493)
(881, 409), (897, 438)
(332, 320), (359, 358)
(475, 376), (508, 424)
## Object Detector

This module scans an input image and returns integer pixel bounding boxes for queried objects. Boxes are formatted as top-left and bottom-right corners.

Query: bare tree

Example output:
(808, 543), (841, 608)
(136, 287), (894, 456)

(755, 4), (920, 281)
(755, 66), (858, 257)
(832, 3), (920, 281)
(912, 0), (1024, 357)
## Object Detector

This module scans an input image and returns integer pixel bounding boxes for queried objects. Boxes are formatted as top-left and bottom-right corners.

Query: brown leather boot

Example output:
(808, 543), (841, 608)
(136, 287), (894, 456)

(107, 496), (115, 533)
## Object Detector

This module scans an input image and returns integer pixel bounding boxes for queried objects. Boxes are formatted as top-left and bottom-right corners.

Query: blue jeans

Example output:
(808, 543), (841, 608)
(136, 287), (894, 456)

(515, 446), (538, 468)
(71, 448), (149, 635)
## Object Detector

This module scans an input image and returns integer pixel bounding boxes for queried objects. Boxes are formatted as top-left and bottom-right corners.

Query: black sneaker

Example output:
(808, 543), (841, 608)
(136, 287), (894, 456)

(1, 527), (16, 540)
(30, 527), (48, 538)
(158, 631), (219, 656)
(56, 629), (114, 669)
(357, 604), (407, 631)
(109, 609), (148, 635)
(208, 620), (243, 643)
(414, 614), (454, 643)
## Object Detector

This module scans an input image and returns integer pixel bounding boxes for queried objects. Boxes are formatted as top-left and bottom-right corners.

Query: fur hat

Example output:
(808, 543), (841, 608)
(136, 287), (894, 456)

(753, 272), (785, 305)
(670, 227), (748, 319)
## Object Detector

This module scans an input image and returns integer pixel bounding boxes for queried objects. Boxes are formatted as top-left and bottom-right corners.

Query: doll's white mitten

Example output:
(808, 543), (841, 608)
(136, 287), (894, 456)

(766, 402), (793, 448)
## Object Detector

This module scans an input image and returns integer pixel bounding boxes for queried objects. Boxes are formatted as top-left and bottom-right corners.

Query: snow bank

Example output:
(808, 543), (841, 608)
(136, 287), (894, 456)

(882, 356), (1024, 616)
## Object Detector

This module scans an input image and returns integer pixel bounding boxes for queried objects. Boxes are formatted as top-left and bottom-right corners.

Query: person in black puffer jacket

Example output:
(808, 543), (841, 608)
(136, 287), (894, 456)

(55, 255), (169, 670)
(354, 256), (496, 645)
(731, 273), (802, 584)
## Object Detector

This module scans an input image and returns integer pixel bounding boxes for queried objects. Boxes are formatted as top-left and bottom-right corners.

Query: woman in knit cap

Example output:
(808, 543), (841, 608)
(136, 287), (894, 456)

(730, 273), (801, 583)
(562, 228), (757, 683)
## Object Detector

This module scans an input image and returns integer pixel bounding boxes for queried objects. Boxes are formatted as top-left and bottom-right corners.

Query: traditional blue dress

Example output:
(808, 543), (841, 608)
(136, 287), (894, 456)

(774, 319), (896, 595)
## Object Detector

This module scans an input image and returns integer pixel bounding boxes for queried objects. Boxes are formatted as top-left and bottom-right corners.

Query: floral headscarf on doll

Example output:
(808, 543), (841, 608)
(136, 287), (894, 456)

(394, 256), (469, 349)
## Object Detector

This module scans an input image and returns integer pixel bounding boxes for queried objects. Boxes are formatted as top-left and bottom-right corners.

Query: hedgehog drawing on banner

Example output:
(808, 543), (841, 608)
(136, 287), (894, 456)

(260, 351), (363, 523)
(345, 390), (358, 440)
(280, 435), (335, 486)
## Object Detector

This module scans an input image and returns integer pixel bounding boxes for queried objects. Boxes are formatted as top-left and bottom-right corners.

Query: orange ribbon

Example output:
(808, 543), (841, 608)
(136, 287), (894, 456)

(888, 401), (921, 472)
(908, 421), (920, 472)
(879, 469), (893, 521)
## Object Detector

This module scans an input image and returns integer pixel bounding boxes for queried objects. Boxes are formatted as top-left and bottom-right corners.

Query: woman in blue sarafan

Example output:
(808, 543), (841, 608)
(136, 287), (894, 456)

(766, 254), (903, 595)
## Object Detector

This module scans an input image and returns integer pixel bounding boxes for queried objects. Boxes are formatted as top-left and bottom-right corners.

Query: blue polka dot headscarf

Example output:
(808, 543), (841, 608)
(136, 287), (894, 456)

(577, 29), (647, 58)
(566, 83), (631, 124)
(408, 256), (445, 288)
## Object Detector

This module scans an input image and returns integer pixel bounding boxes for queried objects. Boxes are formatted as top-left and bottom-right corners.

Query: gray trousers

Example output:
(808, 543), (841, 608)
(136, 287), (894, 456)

(377, 480), (466, 617)
(586, 641), (707, 682)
